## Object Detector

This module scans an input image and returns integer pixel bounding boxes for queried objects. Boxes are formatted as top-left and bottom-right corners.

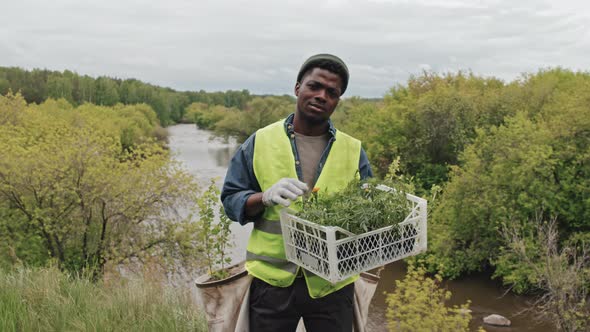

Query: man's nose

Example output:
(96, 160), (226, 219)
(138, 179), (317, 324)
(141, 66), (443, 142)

(314, 89), (327, 103)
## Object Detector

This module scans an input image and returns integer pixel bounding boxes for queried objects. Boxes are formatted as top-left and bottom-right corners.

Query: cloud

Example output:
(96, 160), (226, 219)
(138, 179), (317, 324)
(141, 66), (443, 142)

(1, 0), (589, 97)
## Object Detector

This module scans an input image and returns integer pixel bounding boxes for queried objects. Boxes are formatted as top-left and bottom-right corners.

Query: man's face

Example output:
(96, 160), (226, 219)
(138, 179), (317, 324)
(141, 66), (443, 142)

(295, 67), (342, 124)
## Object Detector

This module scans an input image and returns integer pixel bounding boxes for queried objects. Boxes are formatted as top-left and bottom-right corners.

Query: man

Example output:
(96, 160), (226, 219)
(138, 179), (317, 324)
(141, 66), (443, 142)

(221, 54), (372, 331)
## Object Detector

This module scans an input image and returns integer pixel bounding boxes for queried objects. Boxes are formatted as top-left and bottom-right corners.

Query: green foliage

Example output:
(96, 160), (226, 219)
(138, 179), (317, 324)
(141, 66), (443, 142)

(296, 178), (409, 234)
(0, 206), (49, 269)
(499, 218), (590, 331)
(186, 95), (294, 142)
(0, 66), (254, 126)
(0, 266), (207, 331)
(222, 89), (252, 109)
(0, 90), (27, 125)
(193, 181), (233, 280)
(187, 102), (237, 130)
(424, 112), (555, 278)
(94, 77), (120, 106)
(185, 89), (254, 109)
(492, 222), (542, 294)
(342, 72), (509, 191)
(332, 97), (389, 168)
(214, 96), (293, 142)
(385, 264), (472, 332)
(297, 161), (415, 234)
(75, 102), (166, 150)
(0, 93), (202, 278)
(46, 74), (74, 103)
(423, 69), (590, 288)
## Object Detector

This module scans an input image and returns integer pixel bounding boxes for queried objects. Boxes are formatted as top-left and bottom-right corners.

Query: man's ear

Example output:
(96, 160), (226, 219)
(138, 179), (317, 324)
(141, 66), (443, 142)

(294, 82), (300, 97)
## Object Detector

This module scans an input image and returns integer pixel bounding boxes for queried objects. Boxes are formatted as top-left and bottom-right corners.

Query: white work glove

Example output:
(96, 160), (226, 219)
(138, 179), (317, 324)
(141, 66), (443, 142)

(262, 178), (308, 207)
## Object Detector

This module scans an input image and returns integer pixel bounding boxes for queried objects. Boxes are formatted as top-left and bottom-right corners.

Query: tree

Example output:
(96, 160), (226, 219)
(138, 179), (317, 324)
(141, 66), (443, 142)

(0, 95), (201, 278)
(0, 91), (27, 125)
(223, 89), (251, 109)
(349, 72), (507, 189)
(94, 77), (120, 106)
(47, 74), (73, 103)
(214, 96), (293, 142)
(0, 77), (9, 96)
(78, 75), (96, 104)
(422, 69), (590, 287)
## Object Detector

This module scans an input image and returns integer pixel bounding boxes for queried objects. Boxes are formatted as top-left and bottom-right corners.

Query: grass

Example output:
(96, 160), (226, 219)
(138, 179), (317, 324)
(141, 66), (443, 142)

(0, 266), (207, 332)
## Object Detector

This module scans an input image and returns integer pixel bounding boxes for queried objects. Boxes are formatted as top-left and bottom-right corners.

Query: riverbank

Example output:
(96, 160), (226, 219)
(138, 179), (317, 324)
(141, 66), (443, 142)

(370, 262), (555, 331)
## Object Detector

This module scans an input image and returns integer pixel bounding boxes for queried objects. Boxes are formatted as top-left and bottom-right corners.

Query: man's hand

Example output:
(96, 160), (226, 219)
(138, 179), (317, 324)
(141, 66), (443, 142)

(262, 178), (308, 207)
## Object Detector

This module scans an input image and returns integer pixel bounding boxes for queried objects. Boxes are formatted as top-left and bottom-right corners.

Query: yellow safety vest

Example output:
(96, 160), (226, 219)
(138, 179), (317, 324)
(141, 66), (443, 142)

(247, 118), (361, 298)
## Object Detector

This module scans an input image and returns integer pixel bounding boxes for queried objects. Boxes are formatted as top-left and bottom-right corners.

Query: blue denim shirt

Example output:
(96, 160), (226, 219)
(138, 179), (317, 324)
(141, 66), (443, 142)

(221, 113), (373, 225)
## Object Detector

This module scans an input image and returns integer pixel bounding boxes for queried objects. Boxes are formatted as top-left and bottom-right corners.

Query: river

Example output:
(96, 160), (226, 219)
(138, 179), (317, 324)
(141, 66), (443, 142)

(167, 124), (555, 332)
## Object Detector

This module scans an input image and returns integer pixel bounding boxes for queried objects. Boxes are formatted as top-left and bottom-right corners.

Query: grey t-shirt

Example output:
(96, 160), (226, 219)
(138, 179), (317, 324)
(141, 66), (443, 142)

(294, 131), (330, 191)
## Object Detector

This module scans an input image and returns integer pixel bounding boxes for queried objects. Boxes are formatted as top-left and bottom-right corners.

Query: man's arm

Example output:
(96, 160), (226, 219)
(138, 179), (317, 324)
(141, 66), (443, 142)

(221, 134), (264, 225)
(244, 192), (265, 218)
(359, 147), (373, 180)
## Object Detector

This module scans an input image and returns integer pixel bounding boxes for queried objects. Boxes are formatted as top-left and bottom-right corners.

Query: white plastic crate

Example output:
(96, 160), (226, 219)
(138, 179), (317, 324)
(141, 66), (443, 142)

(279, 185), (427, 283)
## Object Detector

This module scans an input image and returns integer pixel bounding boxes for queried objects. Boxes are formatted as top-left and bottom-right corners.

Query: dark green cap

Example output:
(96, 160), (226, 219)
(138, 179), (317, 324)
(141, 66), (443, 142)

(297, 54), (349, 95)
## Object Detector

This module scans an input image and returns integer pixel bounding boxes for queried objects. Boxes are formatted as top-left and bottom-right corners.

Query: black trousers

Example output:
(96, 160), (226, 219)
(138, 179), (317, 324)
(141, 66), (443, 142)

(249, 276), (354, 332)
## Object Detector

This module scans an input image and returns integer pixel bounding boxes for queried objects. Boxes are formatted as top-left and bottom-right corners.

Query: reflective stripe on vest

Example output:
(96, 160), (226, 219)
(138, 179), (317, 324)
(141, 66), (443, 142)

(247, 118), (362, 298)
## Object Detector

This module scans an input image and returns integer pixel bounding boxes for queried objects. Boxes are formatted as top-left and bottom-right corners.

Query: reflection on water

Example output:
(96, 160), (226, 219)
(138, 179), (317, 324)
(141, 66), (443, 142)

(368, 262), (555, 332)
(167, 124), (238, 182)
(208, 145), (235, 168)
(167, 124), (251, 265)
(167, 124), (556, 332)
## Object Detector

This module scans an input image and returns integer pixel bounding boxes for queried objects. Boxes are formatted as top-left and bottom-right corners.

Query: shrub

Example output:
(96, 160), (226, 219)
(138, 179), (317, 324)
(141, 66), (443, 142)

(385, 264), (472, 332)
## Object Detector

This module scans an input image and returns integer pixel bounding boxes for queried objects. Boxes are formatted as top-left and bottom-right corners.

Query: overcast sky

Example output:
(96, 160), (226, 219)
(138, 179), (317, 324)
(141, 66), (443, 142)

(1, 0), (588, 97)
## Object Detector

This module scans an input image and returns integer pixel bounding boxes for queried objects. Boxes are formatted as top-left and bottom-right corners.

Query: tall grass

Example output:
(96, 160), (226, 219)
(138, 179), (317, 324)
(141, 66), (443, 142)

(0, 266), (207, 332)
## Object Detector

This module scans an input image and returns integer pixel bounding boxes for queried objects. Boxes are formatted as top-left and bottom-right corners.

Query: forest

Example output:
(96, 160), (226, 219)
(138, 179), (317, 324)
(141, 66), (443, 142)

(0, 66), (256, 125)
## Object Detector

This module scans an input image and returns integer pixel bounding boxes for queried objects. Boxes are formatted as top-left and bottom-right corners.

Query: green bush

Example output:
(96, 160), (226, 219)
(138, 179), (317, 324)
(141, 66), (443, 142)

(423, 69), (590, 290)
(0, 93), (202, 278)
(385, 264), (473, 332)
